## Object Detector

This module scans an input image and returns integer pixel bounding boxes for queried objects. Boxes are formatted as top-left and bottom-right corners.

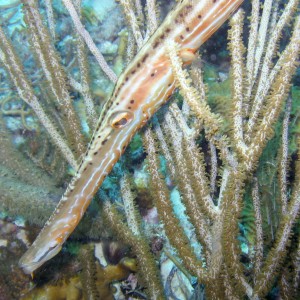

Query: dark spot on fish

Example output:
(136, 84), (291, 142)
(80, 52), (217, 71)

(102, 139), (108, 145)
(142, 54), (149, 62)
(94, 151), (98, 155)
(186, 27), (190, 32)
(130, 99), (135, 104)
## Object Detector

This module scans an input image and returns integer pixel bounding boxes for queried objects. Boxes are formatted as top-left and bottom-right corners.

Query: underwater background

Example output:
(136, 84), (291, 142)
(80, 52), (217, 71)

(0, 0), (300, 299)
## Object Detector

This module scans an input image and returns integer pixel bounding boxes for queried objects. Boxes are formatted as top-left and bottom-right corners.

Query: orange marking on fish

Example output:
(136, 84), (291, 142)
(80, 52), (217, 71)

(19, 0), (244, 274)
(180, 48), (197, 64)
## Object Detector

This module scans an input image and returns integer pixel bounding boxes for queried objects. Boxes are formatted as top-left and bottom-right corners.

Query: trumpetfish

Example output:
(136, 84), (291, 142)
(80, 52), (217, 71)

(19, 0), (244, 274)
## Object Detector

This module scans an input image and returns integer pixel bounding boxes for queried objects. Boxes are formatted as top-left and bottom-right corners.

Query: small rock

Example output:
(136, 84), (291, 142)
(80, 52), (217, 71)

(0, 239), (8, 247)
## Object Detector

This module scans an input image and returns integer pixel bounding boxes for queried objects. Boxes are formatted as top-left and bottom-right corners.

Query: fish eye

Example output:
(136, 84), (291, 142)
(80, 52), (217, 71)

(110, 111), (134, 129)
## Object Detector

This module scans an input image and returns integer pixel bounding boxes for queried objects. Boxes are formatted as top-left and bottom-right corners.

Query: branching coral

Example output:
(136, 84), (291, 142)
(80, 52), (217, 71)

(0, 0), (300, 299)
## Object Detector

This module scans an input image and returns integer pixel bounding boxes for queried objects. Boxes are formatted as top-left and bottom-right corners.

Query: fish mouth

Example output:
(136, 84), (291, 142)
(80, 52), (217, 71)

(19, 256), (43, 274)
(19, 243), (62, 274)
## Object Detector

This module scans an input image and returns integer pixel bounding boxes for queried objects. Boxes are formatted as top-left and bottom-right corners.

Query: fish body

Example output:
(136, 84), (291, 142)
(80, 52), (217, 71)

(19, 0), (244, 274)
